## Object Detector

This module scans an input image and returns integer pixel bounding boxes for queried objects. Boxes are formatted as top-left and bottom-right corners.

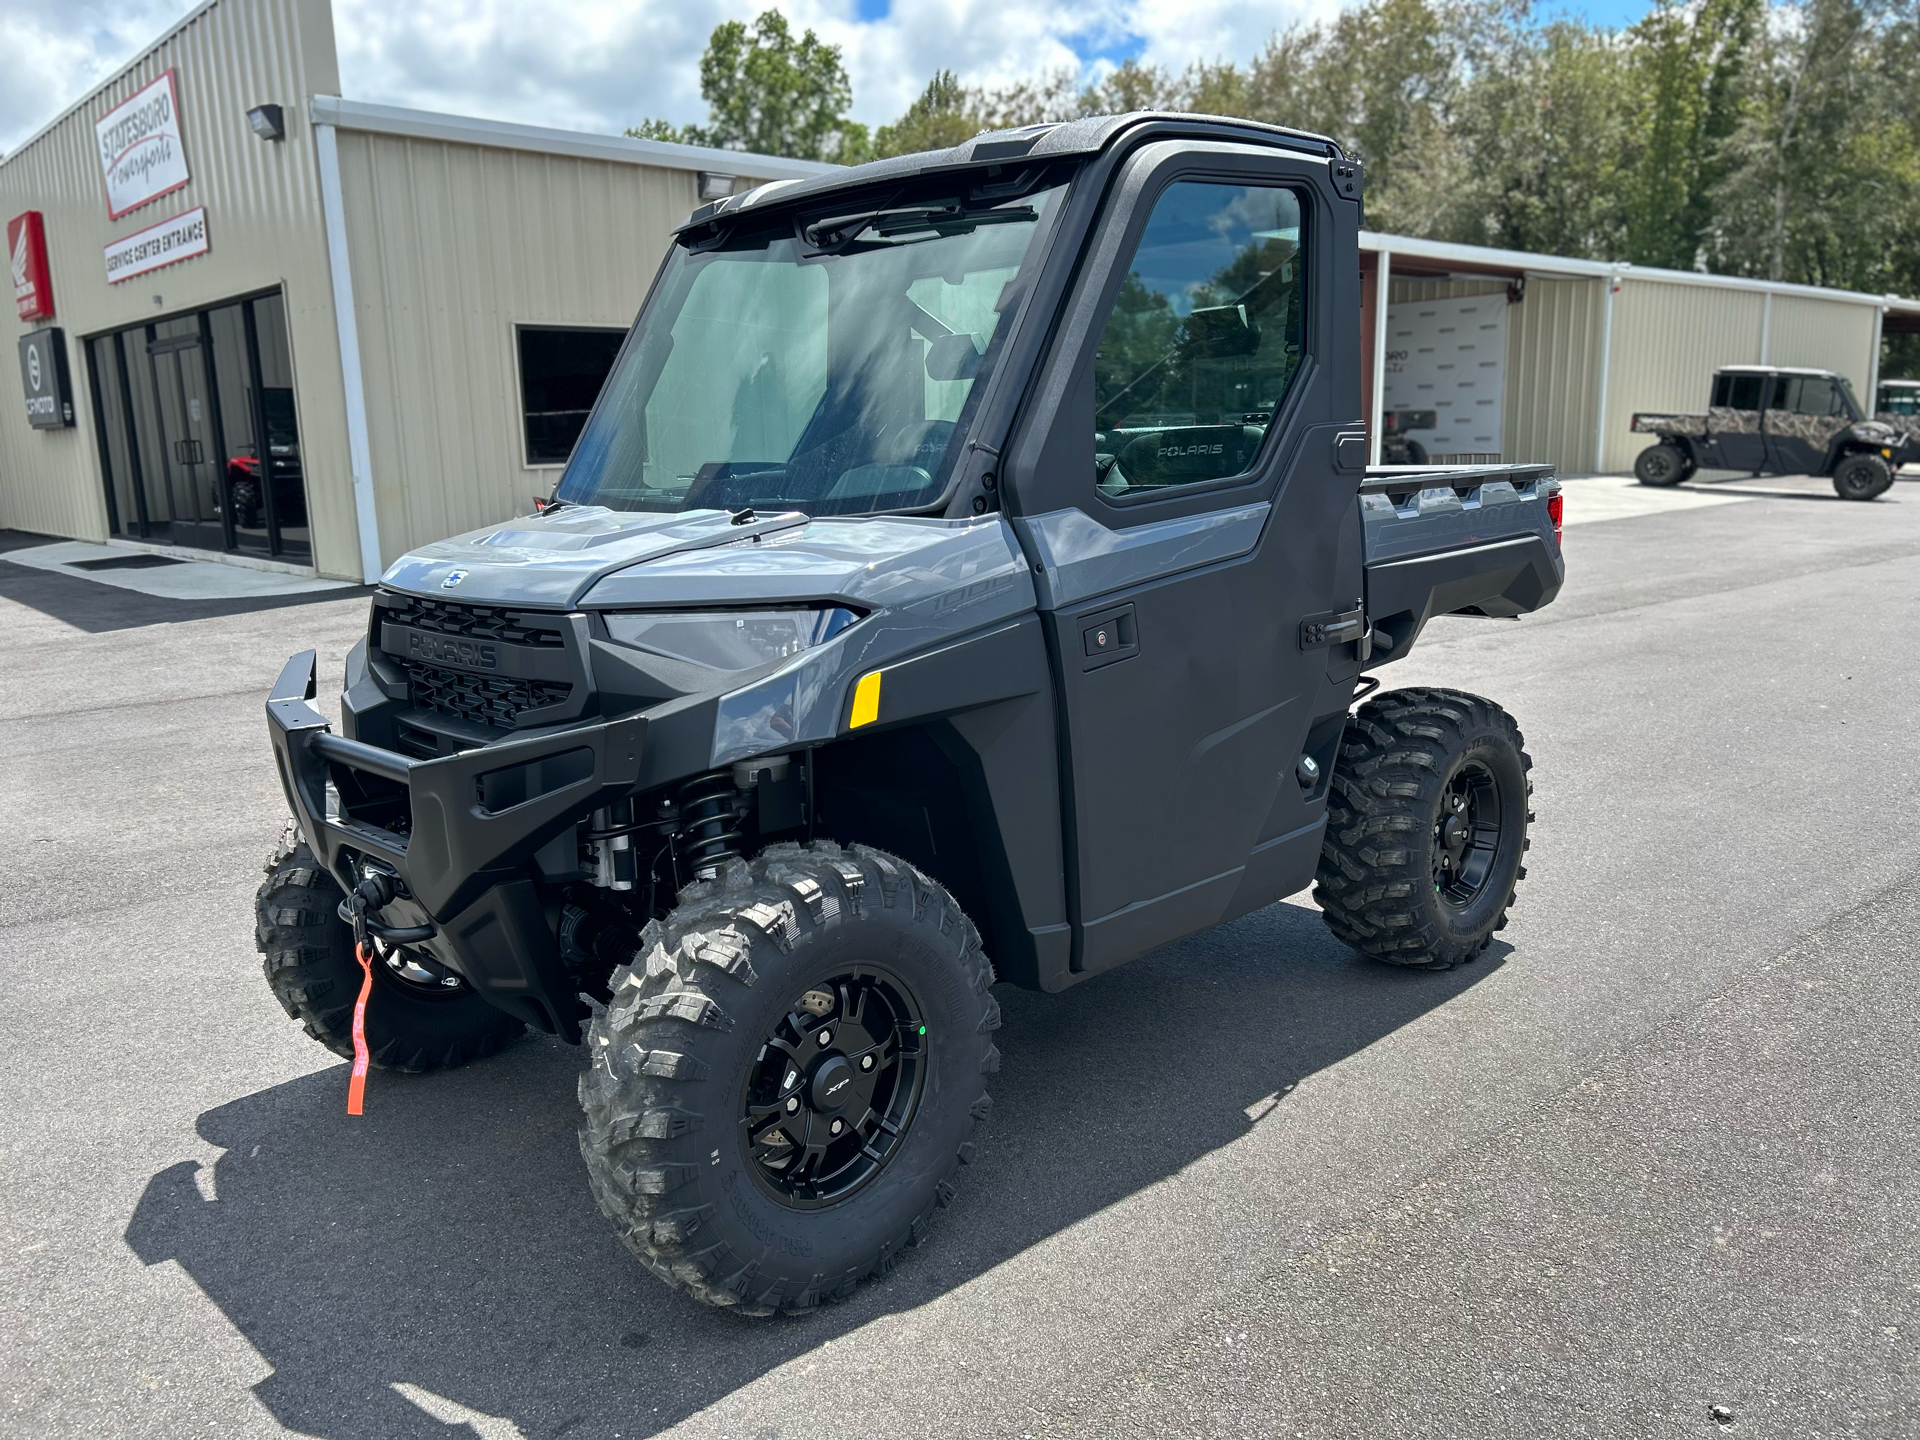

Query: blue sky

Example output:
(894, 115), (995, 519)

(1, 0), (1663, 157)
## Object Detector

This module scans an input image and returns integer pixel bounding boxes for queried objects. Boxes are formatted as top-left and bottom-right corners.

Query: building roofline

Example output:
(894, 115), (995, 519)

(1362, 229), (1917, 310)
(0, 0), (224, 169)
(307, 96), (837, 182)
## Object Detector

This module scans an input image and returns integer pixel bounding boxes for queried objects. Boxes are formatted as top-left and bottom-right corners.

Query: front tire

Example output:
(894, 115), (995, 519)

(1314, 689), (1533, 971)
(578, 841), (999, 1315)
(254, 831), (523, 1071)
(1832, 452), (1893, 501)
(1634, 442), (1688, 487)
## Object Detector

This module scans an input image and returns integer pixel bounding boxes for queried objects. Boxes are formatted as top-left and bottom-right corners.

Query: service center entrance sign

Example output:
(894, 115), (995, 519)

(96, 71), (191, 220)
(19, 328), (74, 430)
(105, 207), (209, 284)
(9, 212), (55, 321)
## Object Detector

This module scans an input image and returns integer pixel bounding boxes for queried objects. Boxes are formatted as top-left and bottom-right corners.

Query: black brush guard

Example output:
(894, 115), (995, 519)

(267, 650), (646, 1040)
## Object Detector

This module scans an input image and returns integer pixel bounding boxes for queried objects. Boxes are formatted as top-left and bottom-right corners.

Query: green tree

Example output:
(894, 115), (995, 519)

(628, 11), (866, 163)
(1621, 0), (1761, 270)
(868, 71), (979, 159)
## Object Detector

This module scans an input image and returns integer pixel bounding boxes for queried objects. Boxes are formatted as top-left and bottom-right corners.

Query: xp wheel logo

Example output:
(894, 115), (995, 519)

(441, 570), (468, 589)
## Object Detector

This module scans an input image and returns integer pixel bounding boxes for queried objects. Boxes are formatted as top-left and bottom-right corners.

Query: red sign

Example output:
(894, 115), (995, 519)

(9, 212), (54, 322)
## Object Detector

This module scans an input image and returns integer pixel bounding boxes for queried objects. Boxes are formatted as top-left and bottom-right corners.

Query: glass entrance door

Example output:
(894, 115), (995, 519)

(85, 289), (311, 561)
(147, 324), (227, 551)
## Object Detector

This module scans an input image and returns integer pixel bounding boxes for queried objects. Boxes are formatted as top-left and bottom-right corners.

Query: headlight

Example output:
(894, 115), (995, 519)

(602, 608), (860, 670)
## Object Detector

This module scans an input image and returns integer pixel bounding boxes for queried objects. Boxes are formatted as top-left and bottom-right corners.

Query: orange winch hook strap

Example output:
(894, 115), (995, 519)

(346, 941), (374, 1115)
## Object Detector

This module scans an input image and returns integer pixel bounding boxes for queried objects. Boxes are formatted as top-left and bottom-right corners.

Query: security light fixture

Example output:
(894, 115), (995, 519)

(696, 171), (735, 202)
(247, 104), (286, 142)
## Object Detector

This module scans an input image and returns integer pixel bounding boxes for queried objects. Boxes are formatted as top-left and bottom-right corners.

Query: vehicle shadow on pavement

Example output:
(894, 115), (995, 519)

(125, 901), (1503, 1440)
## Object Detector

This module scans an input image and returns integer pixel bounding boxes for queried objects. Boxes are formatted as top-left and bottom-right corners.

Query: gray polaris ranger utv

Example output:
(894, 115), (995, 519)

(259, 113), (1563, 1315)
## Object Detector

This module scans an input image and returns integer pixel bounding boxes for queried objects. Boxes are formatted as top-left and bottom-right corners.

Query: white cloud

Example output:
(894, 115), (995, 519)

(1, 0), (1349, 156)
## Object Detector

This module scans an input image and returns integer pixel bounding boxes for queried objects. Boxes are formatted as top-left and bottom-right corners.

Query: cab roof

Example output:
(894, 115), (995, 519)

(1716, 365), (1843, 378)
(675, 111), (1344, 234)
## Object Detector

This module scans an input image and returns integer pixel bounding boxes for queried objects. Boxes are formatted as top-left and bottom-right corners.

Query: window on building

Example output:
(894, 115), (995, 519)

(518, 327), (628, 466)
(1091, 181), (1307, 496)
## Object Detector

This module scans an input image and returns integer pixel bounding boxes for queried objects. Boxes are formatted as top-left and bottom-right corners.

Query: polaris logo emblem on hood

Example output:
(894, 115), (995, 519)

(441, 570), (468, 589)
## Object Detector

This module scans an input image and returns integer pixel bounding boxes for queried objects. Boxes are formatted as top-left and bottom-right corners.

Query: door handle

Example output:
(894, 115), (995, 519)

(1078, 602), (1138, 671)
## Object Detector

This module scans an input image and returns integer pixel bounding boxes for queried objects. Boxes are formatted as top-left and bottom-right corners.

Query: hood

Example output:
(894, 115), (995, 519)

(378, 506), (813, 608)
(380, 505), (1033, 613)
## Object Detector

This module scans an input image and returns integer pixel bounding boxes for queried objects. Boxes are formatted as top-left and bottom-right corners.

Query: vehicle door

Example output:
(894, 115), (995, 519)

(1001, 141), (1365, 976)
(1764, 375), (1848, 475)
(1706, 371), (1768, 472)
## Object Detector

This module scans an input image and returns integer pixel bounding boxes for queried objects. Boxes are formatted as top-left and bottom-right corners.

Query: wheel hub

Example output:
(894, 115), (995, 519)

(1432, 760), (1503, 906)
(809, 1054), (860, 1111)
(740, 970), (926, 1209)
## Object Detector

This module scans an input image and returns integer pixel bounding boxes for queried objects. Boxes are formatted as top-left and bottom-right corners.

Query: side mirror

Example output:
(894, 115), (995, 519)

(925, 333), (981, 382)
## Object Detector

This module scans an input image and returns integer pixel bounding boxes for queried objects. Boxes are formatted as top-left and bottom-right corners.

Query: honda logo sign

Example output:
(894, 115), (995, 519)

(9, 212), (54, 322)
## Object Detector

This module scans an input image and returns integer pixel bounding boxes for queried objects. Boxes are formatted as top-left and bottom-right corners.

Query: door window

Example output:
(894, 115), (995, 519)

(1091, 182), (1307, 496)
(1720, 373), (1765, 410)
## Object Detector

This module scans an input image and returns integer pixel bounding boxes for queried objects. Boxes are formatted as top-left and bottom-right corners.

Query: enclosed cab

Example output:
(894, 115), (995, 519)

(1876, 379), (1920, 467)
(1630, 365), (1900, 500)
(256, 111), (1563, 1315)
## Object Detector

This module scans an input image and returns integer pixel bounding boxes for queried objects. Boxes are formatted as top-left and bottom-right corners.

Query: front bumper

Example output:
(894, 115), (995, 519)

(267, 650), (646, 1039)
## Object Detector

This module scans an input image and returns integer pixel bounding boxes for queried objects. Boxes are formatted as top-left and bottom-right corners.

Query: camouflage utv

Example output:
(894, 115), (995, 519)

(1631, 365), (1901, 501)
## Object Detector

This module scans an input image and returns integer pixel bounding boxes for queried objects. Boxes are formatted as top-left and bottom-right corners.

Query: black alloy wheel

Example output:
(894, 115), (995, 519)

(577, 841), (999, 1315)
(1433, 760), (1504, 906)
(1832, 452), (1893, 501)
(1315, 688), (1533, 971)
(1634, 442), (1687, 487)
(741, 971), (926, 1209)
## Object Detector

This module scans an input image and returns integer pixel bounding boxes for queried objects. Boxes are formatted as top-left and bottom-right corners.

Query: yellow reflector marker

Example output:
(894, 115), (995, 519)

(849, 671), (882, 728)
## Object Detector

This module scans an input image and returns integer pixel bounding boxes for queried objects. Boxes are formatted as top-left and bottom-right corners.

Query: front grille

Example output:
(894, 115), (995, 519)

(401, 661), (571, 729)
(381, 594), (567, 648)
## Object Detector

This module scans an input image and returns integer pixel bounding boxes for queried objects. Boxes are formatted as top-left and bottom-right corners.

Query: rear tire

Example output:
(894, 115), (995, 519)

(1832, 452), (1893, 501)
(255, 830), (523, 1072)
(577, 841), (998, 1315)
(1634, 443), (1688, 487)
(1314, 688), (1533, 971)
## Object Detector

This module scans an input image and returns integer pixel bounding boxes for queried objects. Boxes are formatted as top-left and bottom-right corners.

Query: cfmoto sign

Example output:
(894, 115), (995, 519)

(19, 328), (74, 430)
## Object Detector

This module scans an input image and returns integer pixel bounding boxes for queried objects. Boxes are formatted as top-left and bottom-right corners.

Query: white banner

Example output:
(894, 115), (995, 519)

(96, 71), (191, 220)
(105, 207), (210, 284)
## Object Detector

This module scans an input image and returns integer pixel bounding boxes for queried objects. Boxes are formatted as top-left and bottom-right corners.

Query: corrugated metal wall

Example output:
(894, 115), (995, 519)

(1767, 295), (1876, 384)
(1600, 281), (1767, 471)
(1506, 275), (1605, 473)
(1389, 278), (1506, 304)
(0, 0), (357, 574)
(1600, 280), (1878, 471)
(337, 131), (734, 564)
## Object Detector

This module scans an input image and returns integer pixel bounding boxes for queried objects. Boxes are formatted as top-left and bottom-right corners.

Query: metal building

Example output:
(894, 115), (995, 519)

(1360, 235), (1920, 473)
(6, 0), (1918, 584)
(0, 0), (827, 582)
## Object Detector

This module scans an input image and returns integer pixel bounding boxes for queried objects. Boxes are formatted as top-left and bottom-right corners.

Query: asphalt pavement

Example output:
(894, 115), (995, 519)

(2, 472), (1918, 1439)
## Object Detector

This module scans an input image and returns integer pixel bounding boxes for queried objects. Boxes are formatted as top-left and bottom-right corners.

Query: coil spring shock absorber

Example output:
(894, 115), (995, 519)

(677, 771), (747, 878)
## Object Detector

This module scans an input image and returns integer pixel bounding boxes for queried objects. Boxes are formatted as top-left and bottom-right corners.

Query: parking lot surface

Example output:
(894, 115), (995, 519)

(3, 473), (1918, 1439)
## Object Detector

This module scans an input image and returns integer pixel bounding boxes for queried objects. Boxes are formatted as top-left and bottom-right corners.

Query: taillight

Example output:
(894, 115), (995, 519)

(1547, 491), (1563, 547)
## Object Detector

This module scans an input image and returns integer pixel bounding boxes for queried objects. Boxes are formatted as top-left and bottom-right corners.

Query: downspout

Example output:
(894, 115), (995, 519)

(1866, 302), (1885, 408)
(1592, 266), (1622, 473)
(1370, 247), (1391, 466)
(1759, 291), (1773, 365)
(312, 108), (383, 586)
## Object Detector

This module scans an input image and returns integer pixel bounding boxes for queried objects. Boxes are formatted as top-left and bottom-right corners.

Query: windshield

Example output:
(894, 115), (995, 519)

(557, 183), (1067, 516)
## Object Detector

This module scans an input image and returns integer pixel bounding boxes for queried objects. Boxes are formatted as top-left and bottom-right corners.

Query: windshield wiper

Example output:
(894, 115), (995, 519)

(803, 201), (1035, 254)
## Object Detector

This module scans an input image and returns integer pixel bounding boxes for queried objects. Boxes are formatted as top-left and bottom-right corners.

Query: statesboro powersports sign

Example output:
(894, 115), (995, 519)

(96, 71), (191, 220)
